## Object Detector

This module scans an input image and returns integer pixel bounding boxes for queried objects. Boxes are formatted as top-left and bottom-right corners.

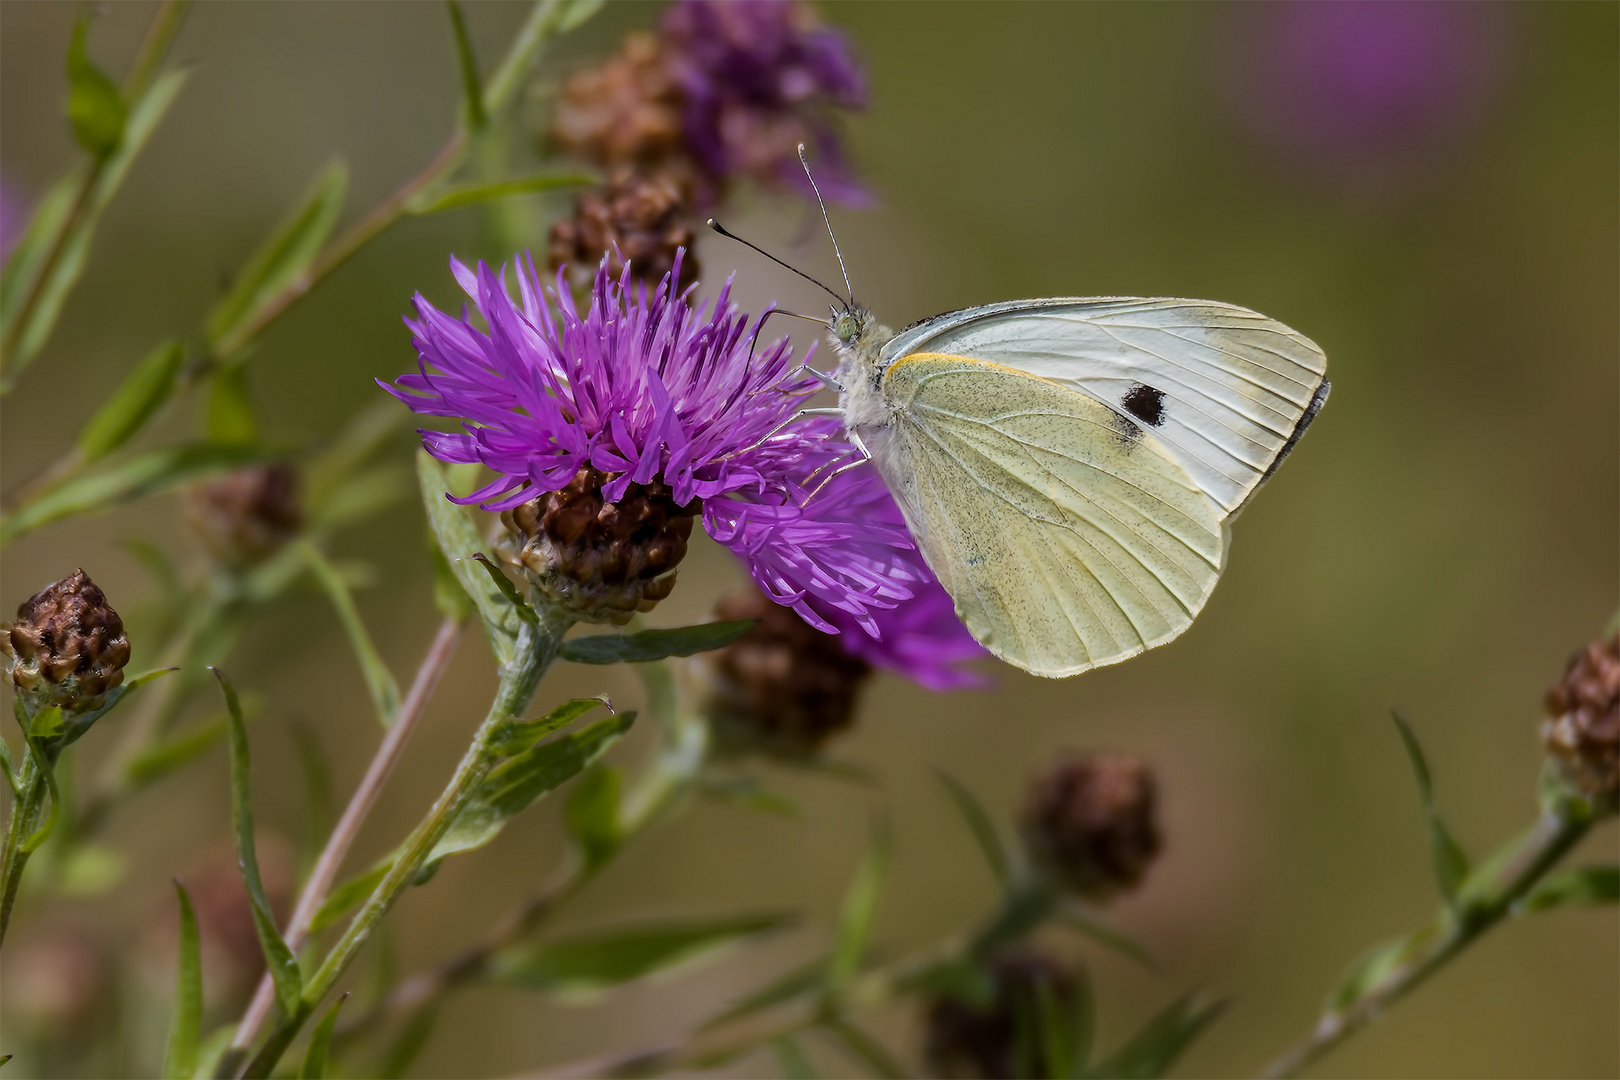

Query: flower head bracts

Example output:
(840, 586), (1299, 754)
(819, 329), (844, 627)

(383, 250), (822, 512)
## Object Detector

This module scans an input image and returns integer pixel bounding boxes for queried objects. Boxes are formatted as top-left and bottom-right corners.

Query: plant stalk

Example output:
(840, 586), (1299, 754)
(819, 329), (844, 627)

(0, 750), (48, 948)
(234, 608), (570, 1079)
(228, 616), (464, 1055)
(1258, 807), (1595, 1079)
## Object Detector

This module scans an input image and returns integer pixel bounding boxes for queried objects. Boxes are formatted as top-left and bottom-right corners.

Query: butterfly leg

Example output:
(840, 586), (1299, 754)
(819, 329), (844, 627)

(799, 432), (873, 503)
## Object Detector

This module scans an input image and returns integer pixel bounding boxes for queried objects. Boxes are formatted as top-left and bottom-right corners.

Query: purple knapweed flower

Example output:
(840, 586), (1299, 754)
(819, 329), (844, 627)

(384, 250), (937, 633)
(717, 461), (988, 690)
(661, 0), (868, 205)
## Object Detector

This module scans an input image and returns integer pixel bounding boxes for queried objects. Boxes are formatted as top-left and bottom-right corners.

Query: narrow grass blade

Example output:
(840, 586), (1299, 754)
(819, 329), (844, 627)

(301, 540), (401, 726)
(163, 881), (202, 1080)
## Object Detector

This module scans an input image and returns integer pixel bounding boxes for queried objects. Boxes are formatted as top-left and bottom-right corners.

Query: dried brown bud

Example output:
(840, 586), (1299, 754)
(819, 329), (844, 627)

(1019, 752), (1161, 902)
(499, 467), (698, 625)
(702, 586), (872, 758)
(550, 31), (684, 169)
(923, 949), (1082, 1080)
(1, 570), (130, 715)
(185, 463), (302, 565)
(547, 169), (700, 294)
(1541, 632), (1620, 806)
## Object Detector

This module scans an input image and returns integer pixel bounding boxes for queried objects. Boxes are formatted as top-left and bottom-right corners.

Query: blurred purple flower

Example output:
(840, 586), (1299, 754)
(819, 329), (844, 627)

(0, 173), (24, 264)
(661, 0), (868, 204)
(385, 250), (946, 635)
(1216, 2), (1511, 194)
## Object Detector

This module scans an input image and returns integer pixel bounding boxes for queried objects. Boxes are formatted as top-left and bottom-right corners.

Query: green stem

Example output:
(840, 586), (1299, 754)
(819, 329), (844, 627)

(0, 750), (47, 948)
(1258, 807), (1596, 1079)
(0, 0), (189, 372)
(335, 663), (709, 1044)
(236, 608), (571, 1079)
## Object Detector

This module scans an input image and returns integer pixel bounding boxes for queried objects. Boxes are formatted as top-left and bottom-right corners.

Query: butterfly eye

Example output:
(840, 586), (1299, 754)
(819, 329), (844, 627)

(835, 314), (856, 343)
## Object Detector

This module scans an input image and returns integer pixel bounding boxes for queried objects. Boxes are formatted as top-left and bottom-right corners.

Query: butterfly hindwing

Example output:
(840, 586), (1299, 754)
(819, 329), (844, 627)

(879, 298), (1330, 515)
(868, 353), (1226, 677)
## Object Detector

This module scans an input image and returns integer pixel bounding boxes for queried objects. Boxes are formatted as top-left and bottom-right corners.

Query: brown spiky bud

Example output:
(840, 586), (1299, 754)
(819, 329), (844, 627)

(1, 570), (130, 715)
(547, 169), (700, 294)
(1541, 632), (1620, 807)
(498, 467), (698, 625)
(1019, 752), (1161, 902)
(702, 586), (872, 758)
(185, 463), (302, 565)
(923, 949), (1082, 1080)
(550, 31), (685, 169)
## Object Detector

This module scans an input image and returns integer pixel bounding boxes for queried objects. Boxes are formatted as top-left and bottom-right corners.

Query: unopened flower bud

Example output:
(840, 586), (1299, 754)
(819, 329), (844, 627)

(923, 949), (1082, 1080)
(548, 169), (700, 295)
(701, 586), (872, 758)
(550, 31), (685, 169)
(498, 467), (698, 625)
(1, 570), (130, 716)
(185, 463), (302, 565)
(1541, 632), (1619, 809)
(1019, 752), (1161, 902)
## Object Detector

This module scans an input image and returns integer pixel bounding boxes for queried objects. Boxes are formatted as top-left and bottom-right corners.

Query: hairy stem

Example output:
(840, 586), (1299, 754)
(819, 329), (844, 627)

(234, 609), (570, 1079)
(1258, 806), (1596, 1079)
(0, 750), (47, 947)
(228, 616), (464, 1055)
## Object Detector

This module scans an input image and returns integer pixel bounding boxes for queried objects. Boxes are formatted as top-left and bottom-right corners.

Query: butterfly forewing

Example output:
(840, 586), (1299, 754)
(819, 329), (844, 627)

(870, 353), (1226, 677)
(880, 299), (1329, 515)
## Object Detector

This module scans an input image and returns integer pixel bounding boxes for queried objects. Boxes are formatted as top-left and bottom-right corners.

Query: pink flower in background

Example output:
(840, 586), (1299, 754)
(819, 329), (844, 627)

(1215, 1), (1513, 196)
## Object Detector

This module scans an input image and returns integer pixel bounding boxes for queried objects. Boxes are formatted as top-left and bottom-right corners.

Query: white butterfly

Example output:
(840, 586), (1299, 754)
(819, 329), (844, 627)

(713, 156), (1329, 679)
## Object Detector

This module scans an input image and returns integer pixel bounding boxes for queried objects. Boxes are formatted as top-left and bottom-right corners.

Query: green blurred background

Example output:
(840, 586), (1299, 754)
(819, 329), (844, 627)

(1, 2), (1615, 1076)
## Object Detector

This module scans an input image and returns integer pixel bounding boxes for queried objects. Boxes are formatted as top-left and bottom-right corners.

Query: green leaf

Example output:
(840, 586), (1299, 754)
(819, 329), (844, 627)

(482, 0), (605, 114)
(124, 714), (231, 788)
(560, 619), (756, 665)
(471, 553), (539, 626)
(1, 441), (271, 545)
(66, 16), (127, 158)
(214, 668), (302, 1018)
(445, 1), (486, 130)
(205, 161), (347, 357)
(418, 452), (518, 665)
(1053, 904), (1159, 970)
(309, 857), (392, 934)
(821, 1019), (906, 1080)
(488, 912), (793, 997)
(773, 1037), (818, 1080)
(300, 541), (401, 726)
(2, 69), (188, 385)
(429, 538), (473, 624)
(290, 721), (335, 879)
(697, 773), (800, 818)
(701, 957), (827, 1030)
(410, 171), (598, 216)
(0, 739), (16, 796)
(936, 770), (1009, 887)
(827, 821), (890, 989)
(490, 696), (612, 757)
(205, 365), (257, 445)
(1090, 993), (1225, 1080)
(1517, 865), (1620, 914)
(565, 764), (621, 871)
(1323, 933), (1422, 1015)
(300, 992), (348, 1079)
(1029, 965), (1092, 1080)
(425, 711), (635, 868)
(163, 882), (203, 1080)
(29, 704), (65, 740)
(307, 466), (410, 534)
(57, 843), (126, 896)
(76, 340), (185, 460)
(305, 400), (407, 509)
(1391, 711), (1471, 911)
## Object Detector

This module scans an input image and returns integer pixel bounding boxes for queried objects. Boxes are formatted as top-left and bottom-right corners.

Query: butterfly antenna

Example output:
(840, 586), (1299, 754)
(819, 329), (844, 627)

(706, 219), (849, 310)
(798, 143), (854, 305)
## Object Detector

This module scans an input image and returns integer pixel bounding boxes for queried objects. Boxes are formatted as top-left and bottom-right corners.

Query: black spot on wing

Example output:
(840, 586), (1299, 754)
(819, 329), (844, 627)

(1122, 383), (1166, 427)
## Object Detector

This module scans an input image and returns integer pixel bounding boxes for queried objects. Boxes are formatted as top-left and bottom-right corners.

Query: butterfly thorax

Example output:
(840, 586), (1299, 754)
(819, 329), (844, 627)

(829, 307), (896, 433)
